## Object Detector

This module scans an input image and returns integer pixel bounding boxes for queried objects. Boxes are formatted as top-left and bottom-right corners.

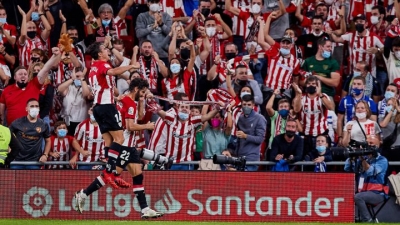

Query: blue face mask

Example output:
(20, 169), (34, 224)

(242, 106), (253, 116)
(386, 105), (394, 113)
(102, 19), (111, 26)
(316, 145), (326, 153)
(240, 92), (251, 98)
(90, 114), (96, 121)
(322, 50), (331, 59)
(178, 112), (189, 120)
(353, 71), (361, 77)
(351, 88), (363, 96)
(278, 109), (289, 117)
(0, 18), (6, 24)
(385, 91), (395, 100)
(31, 12), (40, 22)
(279, 48), (290, 56)
(74, 79), (82, 87)
(57, 129), (67, 137)
(170, 63), (181, 73)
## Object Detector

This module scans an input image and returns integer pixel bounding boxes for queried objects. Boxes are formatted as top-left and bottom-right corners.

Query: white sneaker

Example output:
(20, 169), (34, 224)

(74, 190), (86, 214)
(141, 208), (164, 219)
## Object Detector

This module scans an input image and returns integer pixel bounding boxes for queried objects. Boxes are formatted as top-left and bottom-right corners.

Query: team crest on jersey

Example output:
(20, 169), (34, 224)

(323, 65), (329, 70)
(36, 127), (41, 133)
(309, 65), (314, 68)
(128, 107), (134, 115)
(104, 64), (111, 68)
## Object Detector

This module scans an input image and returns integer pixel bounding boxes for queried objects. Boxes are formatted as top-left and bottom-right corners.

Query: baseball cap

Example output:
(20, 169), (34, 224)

(281, 35), (293, 44)
(353, 14), (366, 22)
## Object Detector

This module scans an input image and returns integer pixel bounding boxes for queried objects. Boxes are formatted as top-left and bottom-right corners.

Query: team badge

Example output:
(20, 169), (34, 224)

(128, 107), (134, 115)
(36, 127), (41, 133)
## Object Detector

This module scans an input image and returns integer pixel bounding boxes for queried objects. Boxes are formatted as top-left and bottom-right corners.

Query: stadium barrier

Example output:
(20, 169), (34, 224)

(0, 169), (355, 222)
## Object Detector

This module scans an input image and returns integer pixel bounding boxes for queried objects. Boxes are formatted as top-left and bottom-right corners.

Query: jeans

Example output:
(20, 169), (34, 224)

(355, 191), (385, 222)
(10, 165), (41, 170)
(375, 68), (388, 95)
(170, 164), (193, 171)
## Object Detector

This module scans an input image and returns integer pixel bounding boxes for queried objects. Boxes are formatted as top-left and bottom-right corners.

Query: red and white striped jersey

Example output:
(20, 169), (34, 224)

(54, 62), (75, 86)
(164, 112), (202, 163)
(2, 23), (17, 44)
(341, 30), (384, 77)
(348, 0), (378, 23)
(264, 42), (300, 90)
(118, 96), (146, 148)
(299, 94), (329, 136)
(138, 56), (159, 91)
(216, 59), (252, 84)
(18, 37), (46, 68)
(47, 135), (74, 169)
(95, 16), (125, 42)
(148, 108), (177, 155)
(162, 0), (186, 18)
(230, 0), (250, 36)
(162, 69), (195, 100)
(89, 60), (116, 105)
(229, 105), (243, 136)
(201, 34), (225, 75)
(75, 119), (105, 162)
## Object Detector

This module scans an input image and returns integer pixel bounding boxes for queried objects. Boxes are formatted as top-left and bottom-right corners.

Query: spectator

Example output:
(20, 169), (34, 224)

(327, 110), (338, 146)
(0, 124), (23, 168)
(0, 47), (60, 126)
(0, 5), (17, 46)
(9, 98), (50, 170)
(184, 0), (212, 37)
(378, 83), (399, 122)
(270, 119), (303, 171)
(112, 39), (131, 94)
(263, 0), (291, 39)
(136, 0), (173, 63)
(234, 94), (266, 171)
(305, 134), (333, 172)
(0, 27), (16, 81)
(383, 37), (400, 85)
(58, 67), (91, 136)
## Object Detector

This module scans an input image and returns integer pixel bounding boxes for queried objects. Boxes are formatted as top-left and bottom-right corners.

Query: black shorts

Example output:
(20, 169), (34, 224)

(93, 104), (123, 134)
(117, 146), (141, 168)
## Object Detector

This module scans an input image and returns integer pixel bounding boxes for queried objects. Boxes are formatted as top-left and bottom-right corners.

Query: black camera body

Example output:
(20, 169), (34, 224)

(331, 144), (380, 161)
(213, 154), (247, 171)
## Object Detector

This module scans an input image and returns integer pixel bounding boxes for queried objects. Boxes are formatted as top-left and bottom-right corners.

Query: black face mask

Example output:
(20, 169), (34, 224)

(180, 48), (190, 60)
(71, 37), (79, 45)
(31, 57), (40, 63)
(32, 72), (38, 77)
(142, 54), (152, 60)
(355, 24), (365, 33)
(285, 130), (296, 138)
(238, 79), (247, 86)
(225, 52), (236, 61)
(17, 81), (27, 89)
(27, 31), (37, 39)
(306, 85), (317, 94)
(201, 8), (210, 17)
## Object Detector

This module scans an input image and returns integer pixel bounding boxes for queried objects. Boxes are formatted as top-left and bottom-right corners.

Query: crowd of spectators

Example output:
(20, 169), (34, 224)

(1, 0), (400, 172)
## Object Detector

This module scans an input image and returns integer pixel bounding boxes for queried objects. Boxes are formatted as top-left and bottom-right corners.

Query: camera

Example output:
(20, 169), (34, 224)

(140, 149), (174, 170)
(213, 154), (246, 171)
(331, 144), (380, 161)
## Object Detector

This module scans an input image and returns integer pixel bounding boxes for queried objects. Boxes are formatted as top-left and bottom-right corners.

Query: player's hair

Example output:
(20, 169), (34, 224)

(87, 42), (103, 60)
(129, 78), (149, 91)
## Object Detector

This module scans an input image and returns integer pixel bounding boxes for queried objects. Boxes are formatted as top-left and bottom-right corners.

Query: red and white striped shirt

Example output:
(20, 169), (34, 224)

(138, 56), (159, 91)
(162, 0), (186, 18)
(341, 30), (384, 77)
(18, 37), (46, 68)
(148, 108), (177, 155)
(164, 112), (202, 163)
(118, 96), (146, 148)
(54, 62), (74, 86)
(95, 16), (125, 42)
(230, 0), (250, 36)
(162, 69), (195, 100)
(2, 23), (17, 44)
(47, 135), (74, 169)
(300, 94), (329, 136)
(75, 119), (105, 162)
(264, 42), (300, 90)
(216, 59), (252, 84)
(89, 60), (115, 105)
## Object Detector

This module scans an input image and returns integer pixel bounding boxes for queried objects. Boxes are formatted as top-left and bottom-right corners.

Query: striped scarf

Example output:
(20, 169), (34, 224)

(314, 162), (327, 172)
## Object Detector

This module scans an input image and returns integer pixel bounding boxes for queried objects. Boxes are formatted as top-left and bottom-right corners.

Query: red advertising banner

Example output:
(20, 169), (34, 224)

(0, 171), (355, 222)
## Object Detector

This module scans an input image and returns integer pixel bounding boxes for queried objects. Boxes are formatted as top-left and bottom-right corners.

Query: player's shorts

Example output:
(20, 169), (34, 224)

(117, 146), (141, 168)
(93, 104), (123, 134)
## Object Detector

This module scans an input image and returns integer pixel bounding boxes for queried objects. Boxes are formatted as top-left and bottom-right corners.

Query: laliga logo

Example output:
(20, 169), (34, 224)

(154, 189), (182, 214)
(23, 187), (53, 218)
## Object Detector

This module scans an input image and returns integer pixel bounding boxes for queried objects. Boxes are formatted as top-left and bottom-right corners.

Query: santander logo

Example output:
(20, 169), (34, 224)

(154, 189), (182, 214)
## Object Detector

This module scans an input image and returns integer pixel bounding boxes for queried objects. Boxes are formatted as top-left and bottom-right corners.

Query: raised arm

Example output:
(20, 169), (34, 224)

(295, 2), (304, 22)
(38, 0), (51, 41)
(38, 47), (62, 84)
(168, 23), (178, 61)
(117, 0), (135, 20)
(257, 17), (271, 51)
(17, 6), (27, 46)
(186, 40), (196, 73)
(59, 10), (67, 35)
(292, 83), (302, 113)
(264, 12), (278, 46)
(215, 14), (232, 39)
(225, 0), (240, 16)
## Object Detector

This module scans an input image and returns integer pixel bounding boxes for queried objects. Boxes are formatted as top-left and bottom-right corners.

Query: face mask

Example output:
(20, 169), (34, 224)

(74, 79), (82, 87)
(285, 130), (295, 138)
(238, 79), (247, 86)
(225, 52), (236, 60)
(370, 16), (379, 25)
(170, 63), (181, 73)
(351, 87), (363, 96)
(312, 31), (322, 37)
(180, 48), (190, 60)
(0, 18), (6, 24)
(17, 81), (27, 89)
(306, 85), (317, 94)
(178, 112), (189, 120)
(324, 0), (334, 5)
(322, 50), (331, 59)
(386, 105), (394, 113)
(242, 106), (253, 116)
(385, 91), (395, 100)
(71, 37), (79, 45)
(102, 19), (111, 26)
(201, 8), (210, 17)
(355, 112), (367, 119)
(29, 108), (40, 118)
(280, 48), (290, 56)
(278, 109), (289, 117)
(31, 12), (40, 21)
(353, 71), (361, 77)
(142, 54), (152, 60)
(27, 31), (37, 39)
(240, 92), (251, 98)
(149, 4), (160, 12)
(210, 118), (221, 128)
(395, 51), (400, 60)
(32, 72), (38, 77)
(355, 24), (365, 33)
(90, 114), (96, 121)
(316, 145), (326, 153)
(57, 129), (67, 137)
(31, 57), (40, 62)
(251, 4), (261, 14)
(206, 27), (216, 37)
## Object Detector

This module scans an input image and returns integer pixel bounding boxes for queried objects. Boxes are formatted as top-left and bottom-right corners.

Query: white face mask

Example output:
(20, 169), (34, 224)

(394, 51), (400, 60)
(29, 108), (40, 118)
(149, 3), (160, 12)
(206, 27), (216, 37)
(370, 16), (380, 25)
(312, 30), (322, 37)
(356, 112), (367, 119)
(251, 4), (261, 14)
(324, 0), (334, 5)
